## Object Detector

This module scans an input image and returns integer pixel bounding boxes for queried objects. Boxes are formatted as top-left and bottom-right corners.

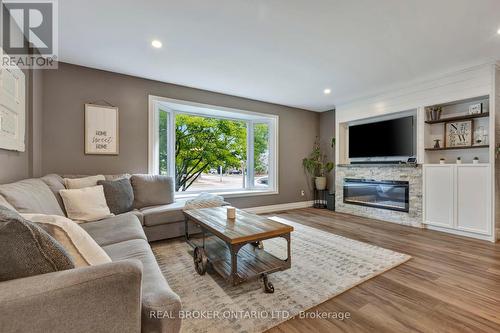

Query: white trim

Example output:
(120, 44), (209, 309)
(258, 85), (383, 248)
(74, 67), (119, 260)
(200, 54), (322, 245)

(244, 201), (314, 214)
(148, 95), (158, 174)
(425, 225), (495, 242)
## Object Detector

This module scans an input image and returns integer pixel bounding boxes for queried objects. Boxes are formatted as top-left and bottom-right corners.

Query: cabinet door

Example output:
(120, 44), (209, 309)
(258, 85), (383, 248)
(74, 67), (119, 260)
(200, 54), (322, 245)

(456, 165), (491, 235)
(424, 165), (454, 228)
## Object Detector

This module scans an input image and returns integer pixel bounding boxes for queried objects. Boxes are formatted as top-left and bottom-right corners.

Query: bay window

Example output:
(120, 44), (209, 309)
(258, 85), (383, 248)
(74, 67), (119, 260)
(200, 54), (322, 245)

(149, 96), (278, 197)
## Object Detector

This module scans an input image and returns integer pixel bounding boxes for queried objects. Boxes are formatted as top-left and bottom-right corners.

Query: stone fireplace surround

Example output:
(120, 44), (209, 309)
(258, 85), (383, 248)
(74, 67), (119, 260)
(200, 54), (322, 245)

(335, 164), (423, 227)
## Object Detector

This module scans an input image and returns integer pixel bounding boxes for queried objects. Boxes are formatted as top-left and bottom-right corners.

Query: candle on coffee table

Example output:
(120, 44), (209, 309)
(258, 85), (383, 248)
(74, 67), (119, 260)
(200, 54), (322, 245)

(227, 206), (236, 219)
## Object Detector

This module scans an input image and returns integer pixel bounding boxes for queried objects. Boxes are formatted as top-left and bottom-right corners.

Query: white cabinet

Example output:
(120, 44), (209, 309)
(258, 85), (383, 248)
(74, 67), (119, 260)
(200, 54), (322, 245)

(423, 165), (454, 228)
(423, 164), (492, 240)
(456, 165), (491, 235)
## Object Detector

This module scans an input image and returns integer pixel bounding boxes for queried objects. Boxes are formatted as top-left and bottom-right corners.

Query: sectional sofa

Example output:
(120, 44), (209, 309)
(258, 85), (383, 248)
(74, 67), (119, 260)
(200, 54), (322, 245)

(0, 174), (190, 333)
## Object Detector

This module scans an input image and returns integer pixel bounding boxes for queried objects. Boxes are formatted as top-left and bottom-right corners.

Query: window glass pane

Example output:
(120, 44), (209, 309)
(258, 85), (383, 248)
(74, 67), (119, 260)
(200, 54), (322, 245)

(159, 110), (169, 175)
(175, 114), (247, 192)
(254, 123), (270, 188)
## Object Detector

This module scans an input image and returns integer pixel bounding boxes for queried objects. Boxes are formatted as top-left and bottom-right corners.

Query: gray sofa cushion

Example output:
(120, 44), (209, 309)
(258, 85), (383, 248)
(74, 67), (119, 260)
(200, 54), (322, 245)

(79, 212), (147, 246)
(97, 178), (134, 215)
(0, 179), (65, 216)
(41, 174), (67, 213)
(0, 206), (74, 282)
(140, 201), (186, 227)
(131, 175), (174, 209)
(130, 209), (144, 225)
(103, 239), (182, 333)
(0, 194), (16, 212)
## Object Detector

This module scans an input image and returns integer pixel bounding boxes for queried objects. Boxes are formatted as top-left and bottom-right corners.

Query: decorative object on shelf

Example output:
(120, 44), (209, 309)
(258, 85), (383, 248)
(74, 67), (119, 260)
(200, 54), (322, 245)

(473, 157), (479, 164)
(313, 189), (327, 209)
(439, 158), (446, 164)
(85, 103), (119, 155)
(427, 106), (442, 121)
(474, 126), (488, 145)
(433, 139), (441, 149)
(456, 157), (462, 164)
(468, 102), (483, 115)
(226, 206), (236, 219)
(482, 133), (489, 145)
(303, 137), (334, 191)
(445, 120), (472, 148)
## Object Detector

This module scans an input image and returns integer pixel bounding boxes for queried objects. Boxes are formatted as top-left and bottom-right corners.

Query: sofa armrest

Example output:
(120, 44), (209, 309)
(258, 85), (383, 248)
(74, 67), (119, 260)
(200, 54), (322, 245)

(0, 260), (143, 333)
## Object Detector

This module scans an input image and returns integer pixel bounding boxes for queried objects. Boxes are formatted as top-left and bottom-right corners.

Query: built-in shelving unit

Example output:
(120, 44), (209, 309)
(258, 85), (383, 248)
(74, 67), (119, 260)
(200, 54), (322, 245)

(424, 112), (489, 124)
(425, 145), (489, 151)
(423, 95), (490, 164)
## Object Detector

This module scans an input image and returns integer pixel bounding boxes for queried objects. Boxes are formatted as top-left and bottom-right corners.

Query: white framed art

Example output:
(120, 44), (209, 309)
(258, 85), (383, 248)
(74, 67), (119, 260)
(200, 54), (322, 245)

(85, 104), (119, 155)
(0, 54), (26, 152)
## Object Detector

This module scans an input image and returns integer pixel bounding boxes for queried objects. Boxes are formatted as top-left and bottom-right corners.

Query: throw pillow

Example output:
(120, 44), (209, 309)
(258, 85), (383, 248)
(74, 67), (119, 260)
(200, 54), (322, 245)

(22, 213), (112, 267)
(0, 194), (16, 212)
(0, 206), (74, 282)
(130, 174), (174, 209)
(59, 186), (114, 222)
(97, 178), (134, 215)
(64, 175), (105, 189)
(0, 178), (65, 216)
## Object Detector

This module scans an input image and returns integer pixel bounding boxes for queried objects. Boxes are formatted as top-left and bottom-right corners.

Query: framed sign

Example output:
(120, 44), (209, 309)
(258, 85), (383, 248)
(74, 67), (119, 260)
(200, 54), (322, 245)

(468, 102), (482, 115)
(445, 120), (472, 148)
(85, 104), (119, 155)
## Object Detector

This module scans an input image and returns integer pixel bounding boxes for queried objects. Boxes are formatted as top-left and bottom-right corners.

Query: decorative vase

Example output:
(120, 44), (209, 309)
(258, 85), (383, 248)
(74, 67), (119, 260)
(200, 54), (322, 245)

(315, 177), (327, 190)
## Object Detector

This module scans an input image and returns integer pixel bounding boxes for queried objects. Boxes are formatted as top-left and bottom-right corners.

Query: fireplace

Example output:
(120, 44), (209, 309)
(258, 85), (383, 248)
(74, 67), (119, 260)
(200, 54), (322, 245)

(343, 178), (409, 212)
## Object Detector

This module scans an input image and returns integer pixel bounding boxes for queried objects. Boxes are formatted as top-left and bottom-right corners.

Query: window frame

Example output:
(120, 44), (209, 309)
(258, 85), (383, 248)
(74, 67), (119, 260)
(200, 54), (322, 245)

(148, 95), (279, 198)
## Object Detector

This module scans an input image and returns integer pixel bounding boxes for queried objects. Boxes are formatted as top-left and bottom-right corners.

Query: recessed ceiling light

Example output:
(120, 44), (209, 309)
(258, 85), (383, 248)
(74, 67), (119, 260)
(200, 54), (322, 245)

(151, 40), (162, 48)
(497, 28), (500, 35)
(323, 88), (331, 95)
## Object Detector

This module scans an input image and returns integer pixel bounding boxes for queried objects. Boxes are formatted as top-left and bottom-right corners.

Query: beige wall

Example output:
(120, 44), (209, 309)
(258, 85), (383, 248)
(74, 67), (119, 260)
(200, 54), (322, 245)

(41, 63), (320, 208)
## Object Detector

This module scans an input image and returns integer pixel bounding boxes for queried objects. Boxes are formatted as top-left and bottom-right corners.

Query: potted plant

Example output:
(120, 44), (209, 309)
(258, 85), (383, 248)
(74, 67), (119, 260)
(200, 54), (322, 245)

(303, 137), (334, 190)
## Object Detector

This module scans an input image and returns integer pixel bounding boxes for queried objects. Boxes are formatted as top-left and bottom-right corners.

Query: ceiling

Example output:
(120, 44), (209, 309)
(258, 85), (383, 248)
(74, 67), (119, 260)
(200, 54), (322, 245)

(58, 0), (500, 111)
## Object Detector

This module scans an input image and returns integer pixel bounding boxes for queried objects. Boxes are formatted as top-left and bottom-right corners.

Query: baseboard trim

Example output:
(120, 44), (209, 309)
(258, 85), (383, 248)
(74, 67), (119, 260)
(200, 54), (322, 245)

(244, 201), (314, 214)
(425, 225), (495, 242)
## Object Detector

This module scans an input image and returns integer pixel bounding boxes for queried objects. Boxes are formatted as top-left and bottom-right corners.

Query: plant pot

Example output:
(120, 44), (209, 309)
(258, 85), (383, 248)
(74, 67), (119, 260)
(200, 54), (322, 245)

(315, 177), (327, 190)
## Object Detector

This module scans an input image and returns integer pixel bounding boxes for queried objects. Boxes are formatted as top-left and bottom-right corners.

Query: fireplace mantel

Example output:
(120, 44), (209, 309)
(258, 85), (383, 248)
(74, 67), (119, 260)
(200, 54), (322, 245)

(337, 164), (419, 168)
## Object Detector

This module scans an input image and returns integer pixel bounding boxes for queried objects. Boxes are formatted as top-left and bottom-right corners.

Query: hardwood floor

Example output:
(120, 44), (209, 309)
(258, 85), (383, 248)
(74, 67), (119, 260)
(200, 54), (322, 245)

(264, 208), (500, 333)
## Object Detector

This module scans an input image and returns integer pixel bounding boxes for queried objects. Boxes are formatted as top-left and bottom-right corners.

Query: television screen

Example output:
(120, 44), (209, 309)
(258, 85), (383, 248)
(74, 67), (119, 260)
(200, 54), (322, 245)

(348, 116), (414, 158)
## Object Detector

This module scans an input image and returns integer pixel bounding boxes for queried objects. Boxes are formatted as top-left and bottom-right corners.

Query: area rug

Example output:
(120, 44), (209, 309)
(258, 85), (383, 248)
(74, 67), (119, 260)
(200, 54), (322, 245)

(152, 217), (411, 333)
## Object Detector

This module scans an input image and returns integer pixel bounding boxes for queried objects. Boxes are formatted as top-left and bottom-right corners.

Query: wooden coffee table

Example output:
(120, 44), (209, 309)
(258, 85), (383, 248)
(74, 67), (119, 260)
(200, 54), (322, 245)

(183, 206), (293, 293)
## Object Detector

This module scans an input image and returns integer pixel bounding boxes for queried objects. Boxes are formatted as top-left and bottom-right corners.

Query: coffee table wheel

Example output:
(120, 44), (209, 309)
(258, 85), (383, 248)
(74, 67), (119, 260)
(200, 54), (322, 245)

(261, 274), (274, 293)
(193, 246), (208, 275)
(251, 241), (264, 250)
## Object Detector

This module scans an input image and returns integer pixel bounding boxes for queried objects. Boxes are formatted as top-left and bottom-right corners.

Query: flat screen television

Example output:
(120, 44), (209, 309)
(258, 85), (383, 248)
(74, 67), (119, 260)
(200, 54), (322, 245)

(348, 116), (414, 159)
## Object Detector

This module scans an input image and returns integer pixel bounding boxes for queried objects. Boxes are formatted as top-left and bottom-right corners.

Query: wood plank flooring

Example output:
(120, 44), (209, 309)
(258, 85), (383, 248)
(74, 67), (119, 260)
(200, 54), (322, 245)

(263, 208), (500, 333)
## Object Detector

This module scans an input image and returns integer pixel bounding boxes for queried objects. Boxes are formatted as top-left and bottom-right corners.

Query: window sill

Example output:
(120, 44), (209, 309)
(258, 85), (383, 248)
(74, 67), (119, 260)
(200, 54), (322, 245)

(175, 189), (279, 200)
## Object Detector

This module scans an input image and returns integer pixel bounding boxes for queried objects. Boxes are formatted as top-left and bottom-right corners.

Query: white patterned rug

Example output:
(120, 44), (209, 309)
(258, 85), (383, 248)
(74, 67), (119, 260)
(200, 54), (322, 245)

(152, 217), (410, 333)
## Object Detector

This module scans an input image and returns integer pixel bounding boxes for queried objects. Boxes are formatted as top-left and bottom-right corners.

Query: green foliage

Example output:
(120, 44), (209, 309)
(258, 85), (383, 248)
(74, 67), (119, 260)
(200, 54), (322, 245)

(254, 123), (270, 174)
(159, 111), (270, 191)
(302, 137), (334, 177)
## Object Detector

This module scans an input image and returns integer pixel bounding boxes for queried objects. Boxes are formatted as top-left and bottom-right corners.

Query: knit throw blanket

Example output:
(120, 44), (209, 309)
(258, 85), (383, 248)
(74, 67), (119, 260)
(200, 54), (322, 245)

(183, 193), (229, 210)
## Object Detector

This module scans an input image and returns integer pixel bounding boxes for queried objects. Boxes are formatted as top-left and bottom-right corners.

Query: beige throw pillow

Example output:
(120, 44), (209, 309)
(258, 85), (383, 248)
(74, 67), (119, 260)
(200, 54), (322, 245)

(59, 186), (114, 222)
(64, 175), (105, 189)
(22, 213), (112, 267)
